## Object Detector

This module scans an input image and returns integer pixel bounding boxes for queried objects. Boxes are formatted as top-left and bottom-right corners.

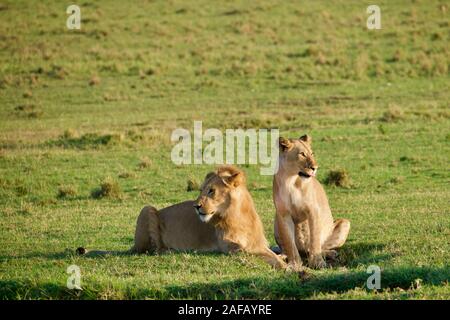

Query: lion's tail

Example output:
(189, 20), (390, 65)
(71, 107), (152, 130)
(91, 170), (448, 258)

(75, 247), (130, 256)
(76, 205), (162, 257)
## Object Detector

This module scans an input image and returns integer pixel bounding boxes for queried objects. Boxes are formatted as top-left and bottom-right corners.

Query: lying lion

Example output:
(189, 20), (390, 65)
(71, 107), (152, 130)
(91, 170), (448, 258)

(79, 165), (286, 270)
(273, 135), (350, 269)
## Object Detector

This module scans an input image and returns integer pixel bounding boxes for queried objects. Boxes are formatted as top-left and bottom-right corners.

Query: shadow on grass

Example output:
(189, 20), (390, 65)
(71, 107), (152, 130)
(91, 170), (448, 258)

(159, 265), (449, 299)
(0, 240), (391, 267)
(0, 248), (225, 262)
(0, 265), (448, 299)
(336, 241), (394, 267)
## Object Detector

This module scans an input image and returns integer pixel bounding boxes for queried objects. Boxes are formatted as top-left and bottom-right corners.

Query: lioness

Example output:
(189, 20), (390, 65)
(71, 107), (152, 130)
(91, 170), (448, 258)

(273, 135), (350, 269)
(80, 165), (286, 270)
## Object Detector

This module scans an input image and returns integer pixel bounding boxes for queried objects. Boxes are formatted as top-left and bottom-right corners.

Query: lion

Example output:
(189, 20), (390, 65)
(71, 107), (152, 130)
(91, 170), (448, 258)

(78, 165), (286, 270)
(273, 135), (350, 270)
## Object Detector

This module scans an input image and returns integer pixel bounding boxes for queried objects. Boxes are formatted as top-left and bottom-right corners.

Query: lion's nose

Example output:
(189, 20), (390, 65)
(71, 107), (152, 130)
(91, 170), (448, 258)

(193, 204), (202, 210)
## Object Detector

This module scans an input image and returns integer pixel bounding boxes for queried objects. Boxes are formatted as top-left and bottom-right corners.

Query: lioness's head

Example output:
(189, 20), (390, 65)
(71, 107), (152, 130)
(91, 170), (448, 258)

(279, 134), (318, 179)
(193, 165), (245, 223)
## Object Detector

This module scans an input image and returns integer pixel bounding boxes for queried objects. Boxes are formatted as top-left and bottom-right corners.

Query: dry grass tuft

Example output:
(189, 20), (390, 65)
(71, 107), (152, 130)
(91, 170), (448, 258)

(324, 169), (352, 188)
(89, 75), (101, 86)
(381, 107), (404, 122)
(57, 185), (78, 198)
(118, 171), (137, 179)
(138, 157), (152, 169)
(91, 177), (122, 199)
(186, 178), (200, 192)
(14, 104), (43, 118)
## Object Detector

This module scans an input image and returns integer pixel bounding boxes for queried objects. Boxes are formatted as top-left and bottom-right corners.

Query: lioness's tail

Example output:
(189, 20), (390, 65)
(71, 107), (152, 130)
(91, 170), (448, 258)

(76, 205), (162, 256)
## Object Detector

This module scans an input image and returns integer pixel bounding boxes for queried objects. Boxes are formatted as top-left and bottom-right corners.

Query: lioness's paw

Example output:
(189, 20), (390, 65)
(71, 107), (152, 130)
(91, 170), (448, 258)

(324, 250), (338, 261)
(308, 255), (326, 269)
(286, 262), (303, 272)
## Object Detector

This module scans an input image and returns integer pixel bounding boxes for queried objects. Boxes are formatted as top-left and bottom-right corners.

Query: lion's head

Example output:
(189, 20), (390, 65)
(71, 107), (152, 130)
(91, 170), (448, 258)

(279, 134), (318, 179)
(193, 165), (246, 223)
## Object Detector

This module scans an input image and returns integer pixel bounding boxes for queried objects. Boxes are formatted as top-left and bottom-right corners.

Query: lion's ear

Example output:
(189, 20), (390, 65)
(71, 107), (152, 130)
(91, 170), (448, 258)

(200, 171), (216, 190)
(217, 166), (246, 188)
(299, 134), (312, 145)
(279, 137), (292, 152)
(221, 171), (245, 188)
(204, 171), (215, 181)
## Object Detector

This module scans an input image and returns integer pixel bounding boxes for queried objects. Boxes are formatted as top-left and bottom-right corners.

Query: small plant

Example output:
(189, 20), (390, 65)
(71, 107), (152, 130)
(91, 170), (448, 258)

(118, 171), (136, 179)
(138, 157), (152, 169)
(62, 129), (78, 139)
(89, 75), (101, 86)
(48, 65), (68, 79)
(389, 176), (405, 185)
(50, 132), (123, 149)
(14, 104), (43, 118)
(324, 169), (352, 188)
(399, 156), (419, 164)
(381, 107), (404, 122)
(91, 177), (122, 199)
(15, 184), (29, 196)
(57, 185), (77, 198)
(186, 178), (200, 192)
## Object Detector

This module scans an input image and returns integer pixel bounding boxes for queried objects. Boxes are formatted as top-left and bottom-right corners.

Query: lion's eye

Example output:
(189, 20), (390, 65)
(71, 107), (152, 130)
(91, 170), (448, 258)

(208, 188), (215, 196)
(299, 152), (306, 157)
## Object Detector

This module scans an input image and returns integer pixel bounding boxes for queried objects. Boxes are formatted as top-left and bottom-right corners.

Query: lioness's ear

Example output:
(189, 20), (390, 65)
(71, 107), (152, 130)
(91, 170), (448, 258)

(299, 134), (312, 145)
(279, 137), (292, 152)
(221, 172), (245, 188)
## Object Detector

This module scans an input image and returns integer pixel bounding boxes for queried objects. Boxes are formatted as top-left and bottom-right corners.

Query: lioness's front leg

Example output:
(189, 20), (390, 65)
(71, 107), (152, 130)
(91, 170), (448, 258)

(276, 212), (302, 271)
(307, 211), (326, 269)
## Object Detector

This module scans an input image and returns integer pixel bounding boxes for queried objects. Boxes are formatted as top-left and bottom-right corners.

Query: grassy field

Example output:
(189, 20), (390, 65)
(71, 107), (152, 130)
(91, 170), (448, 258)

(0, 0), (449, 299)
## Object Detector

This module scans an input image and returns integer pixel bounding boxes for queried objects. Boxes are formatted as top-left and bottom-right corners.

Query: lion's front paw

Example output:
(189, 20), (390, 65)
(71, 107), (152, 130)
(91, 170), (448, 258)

(308, 254), (326, 269)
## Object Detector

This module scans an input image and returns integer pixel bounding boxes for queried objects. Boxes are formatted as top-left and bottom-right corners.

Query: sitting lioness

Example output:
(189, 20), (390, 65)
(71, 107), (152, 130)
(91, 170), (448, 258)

(273, 135), (350, 270)
(79, 165), (286, 270)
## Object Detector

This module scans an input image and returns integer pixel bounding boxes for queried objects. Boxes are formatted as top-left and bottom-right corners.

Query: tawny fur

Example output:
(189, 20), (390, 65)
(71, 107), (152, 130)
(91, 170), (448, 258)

(195, 166), (285, 268)
(80, 165), (286, 270)
(273, 135), (350, 269)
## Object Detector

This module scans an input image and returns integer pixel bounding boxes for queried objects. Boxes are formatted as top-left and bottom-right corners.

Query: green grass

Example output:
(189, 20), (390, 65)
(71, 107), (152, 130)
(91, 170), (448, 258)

(0, 0), (449, 299)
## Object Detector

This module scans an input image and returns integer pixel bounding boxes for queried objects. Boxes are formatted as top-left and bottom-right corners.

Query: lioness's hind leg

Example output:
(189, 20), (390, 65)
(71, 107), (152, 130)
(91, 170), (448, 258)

(323, 219), (350, 251)
(131, 206), (162, 254)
